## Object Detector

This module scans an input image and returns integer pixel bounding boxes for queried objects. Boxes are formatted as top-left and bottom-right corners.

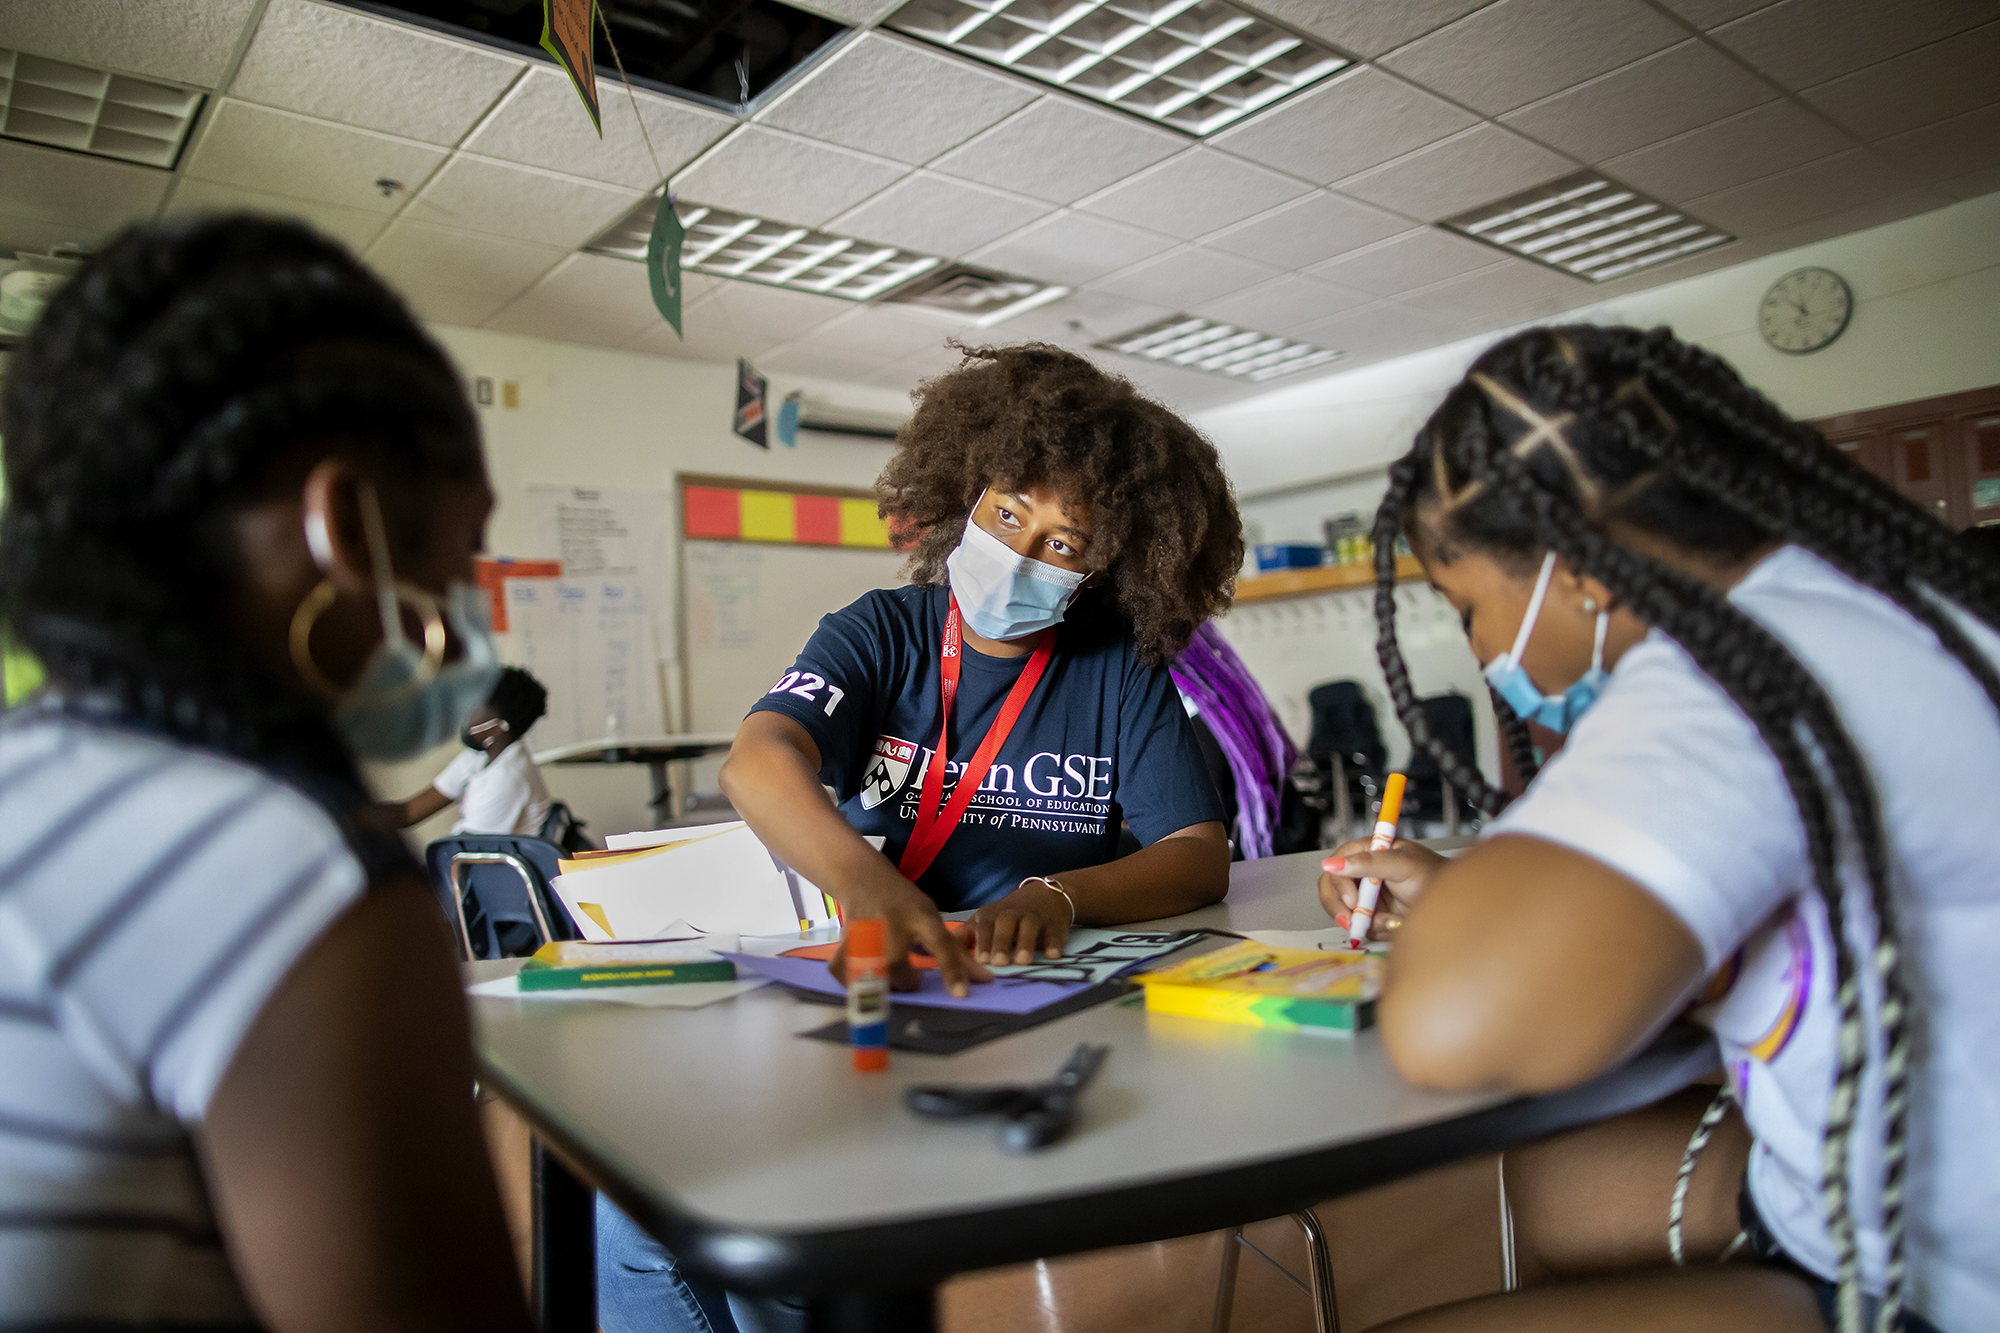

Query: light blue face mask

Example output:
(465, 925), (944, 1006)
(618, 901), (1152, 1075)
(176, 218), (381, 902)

(944, 507), (1086, 641)
(305, 485), (502, 762)
(1482, 551), (1610, 735)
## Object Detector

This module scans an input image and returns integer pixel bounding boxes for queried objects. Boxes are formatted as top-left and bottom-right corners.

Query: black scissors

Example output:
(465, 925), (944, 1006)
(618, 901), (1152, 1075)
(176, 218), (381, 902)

(905, 1043), (1110, 1155)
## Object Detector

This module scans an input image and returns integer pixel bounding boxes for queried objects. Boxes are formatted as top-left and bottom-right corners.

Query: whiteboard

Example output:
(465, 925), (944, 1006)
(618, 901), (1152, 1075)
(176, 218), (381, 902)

(680, 541), (907, 796)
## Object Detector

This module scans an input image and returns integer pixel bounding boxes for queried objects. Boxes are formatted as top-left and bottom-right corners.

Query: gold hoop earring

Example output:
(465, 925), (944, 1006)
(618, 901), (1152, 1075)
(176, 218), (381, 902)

(287, 578), (447, 701)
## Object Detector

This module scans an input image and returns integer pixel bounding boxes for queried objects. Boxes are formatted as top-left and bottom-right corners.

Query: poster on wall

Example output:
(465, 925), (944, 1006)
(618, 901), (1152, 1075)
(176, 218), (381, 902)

(497, 486), (671, 749)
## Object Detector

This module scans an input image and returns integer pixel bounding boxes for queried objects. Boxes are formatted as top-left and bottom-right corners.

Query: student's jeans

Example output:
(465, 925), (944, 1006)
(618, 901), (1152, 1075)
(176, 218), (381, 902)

(597, 1194), (808, 1333)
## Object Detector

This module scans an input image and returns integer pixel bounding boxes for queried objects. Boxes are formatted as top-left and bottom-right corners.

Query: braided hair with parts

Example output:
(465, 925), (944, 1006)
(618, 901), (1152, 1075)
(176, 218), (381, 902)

(0, 215), (484, 782)
(1374, 324), (1999, 1333)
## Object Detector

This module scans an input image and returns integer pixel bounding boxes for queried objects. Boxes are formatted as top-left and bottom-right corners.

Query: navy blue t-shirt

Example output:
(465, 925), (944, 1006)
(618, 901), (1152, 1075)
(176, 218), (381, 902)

(747, 585), (1223, 911)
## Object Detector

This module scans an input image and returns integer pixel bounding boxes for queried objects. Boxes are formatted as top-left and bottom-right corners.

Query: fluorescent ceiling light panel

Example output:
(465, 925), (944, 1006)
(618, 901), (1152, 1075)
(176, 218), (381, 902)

(1443, 171), (1734, 284)
(0, 47), (204, 169)
(1097, 313), (1342, 382)
(589, 195), (947, 301)
(885, 0), (1347, 137)
(885, 264), (1070, 326)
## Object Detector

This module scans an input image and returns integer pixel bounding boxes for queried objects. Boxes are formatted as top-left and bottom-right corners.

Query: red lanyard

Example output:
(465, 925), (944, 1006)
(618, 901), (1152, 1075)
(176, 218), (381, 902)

(897, 594), (1054, 882)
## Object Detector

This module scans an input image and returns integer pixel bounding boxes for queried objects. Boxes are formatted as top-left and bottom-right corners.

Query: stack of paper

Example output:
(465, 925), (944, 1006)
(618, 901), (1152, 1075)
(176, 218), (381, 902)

(550, 824), (857, 941)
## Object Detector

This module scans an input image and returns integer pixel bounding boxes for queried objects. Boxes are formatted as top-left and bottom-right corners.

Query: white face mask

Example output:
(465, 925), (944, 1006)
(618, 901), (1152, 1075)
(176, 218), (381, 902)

(944, 511), (1086, 641)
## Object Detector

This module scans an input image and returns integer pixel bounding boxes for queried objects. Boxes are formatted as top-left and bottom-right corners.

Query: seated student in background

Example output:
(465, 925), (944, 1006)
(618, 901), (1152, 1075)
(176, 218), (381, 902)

(380, 665), (553, 835)
(1319, 325), (1995, 1333)
(598, 342), (1243, 1333)
(0, 217), (532, 1331)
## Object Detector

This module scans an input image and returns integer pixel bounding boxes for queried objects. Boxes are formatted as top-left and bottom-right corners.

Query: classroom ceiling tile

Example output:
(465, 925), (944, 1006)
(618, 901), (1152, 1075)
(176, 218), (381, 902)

(1378, 0), (1685, 117)
(1395, 258), (1586, 323)
(1708, 0), (2000, 91)
(1210, 67), (1477, 187)
(628, 307), (788, 367)
(464, 68), (734, 190)
(1291, 300), (1455, 361)
(967, 211), (1177, 287)
(392, 282), (514, 328)
(760, 341), (890, 384)
(228, 0), (523, 146)
(364, 218), (566, 297)
(1500, 41), (1776, 164)
(183, 99), (448, 214)
(1109, 357), (1271, 412)
(1600, 100), (1858, 203)
(0, 0), (260, 88)
(829, 173), (1053, 261)
(162, 177), (391, 254)
(404, 155), (640, 248)
(756, 32), (1037, 166)
(1935, 162), (2000, 201)
(789, 0), (901, 23)
(1304, 227), (1508, 296)
(485, 252), (668, 349)
(931, 98), (1184, 205)
(1193, 275), (1373, 337)
(1089, 246), (1283, 309)
(671, 126), (908, 227)
(1654, 0), (1778, 27)
(1241, 0), (1494, 60)
(1682, 147), (1913, 236)
(1873, 101), (2000, 184)
(0, 139), (169, 251)
(1798, 21), (2000, 142)
(995, 287), (1176, 351)
(1078, 150), (1313, 242)
(1333, 125), (1573, 222)
(1202, 192), (1409, 270)
(795, 305), (958, 361)
(695, 279), (852, 341)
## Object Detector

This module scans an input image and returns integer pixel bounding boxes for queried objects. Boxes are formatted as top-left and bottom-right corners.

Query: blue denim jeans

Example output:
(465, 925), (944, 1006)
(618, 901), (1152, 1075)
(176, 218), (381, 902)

(596, 1194), (808, 1333)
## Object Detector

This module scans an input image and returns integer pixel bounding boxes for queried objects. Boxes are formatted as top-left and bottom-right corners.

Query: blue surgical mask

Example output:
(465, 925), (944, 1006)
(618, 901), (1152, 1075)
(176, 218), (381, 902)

(316, 486), (502, 762)
(944, 511), (1085, 641)
(1482, 551), (1611, 735)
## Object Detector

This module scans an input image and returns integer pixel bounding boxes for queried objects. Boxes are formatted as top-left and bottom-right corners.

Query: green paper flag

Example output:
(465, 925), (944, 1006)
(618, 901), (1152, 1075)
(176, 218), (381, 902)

(540, 0), (601, 137)
(647, 192), (685, 337)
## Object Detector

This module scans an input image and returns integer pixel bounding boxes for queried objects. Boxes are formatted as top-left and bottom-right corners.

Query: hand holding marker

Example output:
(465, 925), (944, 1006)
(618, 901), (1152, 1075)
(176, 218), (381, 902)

(1346, 772), (1407, 947)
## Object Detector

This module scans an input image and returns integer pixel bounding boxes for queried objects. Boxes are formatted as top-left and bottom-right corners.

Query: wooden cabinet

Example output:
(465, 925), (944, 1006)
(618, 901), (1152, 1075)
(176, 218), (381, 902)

(1811, 385), (2000, 530)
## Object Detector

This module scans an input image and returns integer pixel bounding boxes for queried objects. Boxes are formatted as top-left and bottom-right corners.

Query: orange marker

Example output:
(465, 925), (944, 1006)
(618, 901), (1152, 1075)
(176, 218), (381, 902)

(846, 919), (889, 1072)
(1347, 772), (1407, 947)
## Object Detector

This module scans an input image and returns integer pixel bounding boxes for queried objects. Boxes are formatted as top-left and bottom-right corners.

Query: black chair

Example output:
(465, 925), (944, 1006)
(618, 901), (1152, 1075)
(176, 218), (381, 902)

(1305, 680), (1388, 844)
(424, 834), (580, 961)
(1404, 692), (1481, 834)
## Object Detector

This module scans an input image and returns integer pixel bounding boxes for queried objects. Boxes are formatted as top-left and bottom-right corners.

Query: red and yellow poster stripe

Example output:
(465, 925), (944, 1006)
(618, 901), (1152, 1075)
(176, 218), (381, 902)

(683, 481), (895, 549)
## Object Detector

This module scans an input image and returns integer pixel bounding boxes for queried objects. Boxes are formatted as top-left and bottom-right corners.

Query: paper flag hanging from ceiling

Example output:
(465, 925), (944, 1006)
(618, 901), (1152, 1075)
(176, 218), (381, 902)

(734, 359), (768, 449)
(647, 192), (684, 336)
(541, 0), (601, 136)
(683, 484), (896, 549)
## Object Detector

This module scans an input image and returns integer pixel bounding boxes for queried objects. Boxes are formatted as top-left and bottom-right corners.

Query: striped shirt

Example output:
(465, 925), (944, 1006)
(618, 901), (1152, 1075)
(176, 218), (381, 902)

(0, 711), (369, 1328)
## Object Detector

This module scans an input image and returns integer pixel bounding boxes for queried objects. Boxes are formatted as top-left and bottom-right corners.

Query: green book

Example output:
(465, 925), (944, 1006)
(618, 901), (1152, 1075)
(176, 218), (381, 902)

(517, 940), (736, 991)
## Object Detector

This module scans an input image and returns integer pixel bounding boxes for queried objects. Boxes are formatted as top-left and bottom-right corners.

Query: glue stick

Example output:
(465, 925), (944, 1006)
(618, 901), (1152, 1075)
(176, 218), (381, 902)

(846, 918), (889, 1072)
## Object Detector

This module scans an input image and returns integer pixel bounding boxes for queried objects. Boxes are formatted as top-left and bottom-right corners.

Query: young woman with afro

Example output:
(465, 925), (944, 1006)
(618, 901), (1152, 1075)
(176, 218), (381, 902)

(1319, 325), (1996, 1333)
(598, 342), (1245, 1333)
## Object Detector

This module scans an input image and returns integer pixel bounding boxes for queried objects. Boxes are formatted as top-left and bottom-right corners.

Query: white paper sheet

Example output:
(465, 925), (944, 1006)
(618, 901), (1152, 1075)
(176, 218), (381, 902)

(550, 824), (804, 938)
(466, 974), (769, 1007)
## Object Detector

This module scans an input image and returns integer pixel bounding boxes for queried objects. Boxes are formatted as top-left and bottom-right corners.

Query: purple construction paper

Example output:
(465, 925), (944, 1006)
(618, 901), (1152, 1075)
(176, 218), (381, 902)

(719, 953), (1090, 1014)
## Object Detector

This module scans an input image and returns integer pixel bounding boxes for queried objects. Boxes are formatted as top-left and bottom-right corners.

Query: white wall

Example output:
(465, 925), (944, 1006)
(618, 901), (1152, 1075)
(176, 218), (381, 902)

(1215, 190), (2000, 545)
(1206, 191), (2000, 793)
(363, 325), (903, 845)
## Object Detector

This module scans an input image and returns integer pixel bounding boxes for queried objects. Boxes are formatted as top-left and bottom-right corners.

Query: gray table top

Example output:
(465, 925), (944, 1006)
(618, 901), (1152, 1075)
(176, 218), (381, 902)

(470, 847), (1713, 1294)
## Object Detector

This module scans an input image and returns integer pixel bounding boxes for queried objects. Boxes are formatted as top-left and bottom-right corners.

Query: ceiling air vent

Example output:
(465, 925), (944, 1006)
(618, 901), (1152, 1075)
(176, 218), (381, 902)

(0, 47), (204, 169)
(885, 0), (1347, 137)
(1443, 171), (1735, 283)
(590, 195), (947, 301)
(1096, 313), (1342, 382)
(885, 264), (1069, 325)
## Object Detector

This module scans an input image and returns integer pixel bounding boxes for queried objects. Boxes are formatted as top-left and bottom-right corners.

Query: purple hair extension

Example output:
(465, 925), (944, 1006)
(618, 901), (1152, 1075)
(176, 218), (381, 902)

(1169, 622), (1298, 858)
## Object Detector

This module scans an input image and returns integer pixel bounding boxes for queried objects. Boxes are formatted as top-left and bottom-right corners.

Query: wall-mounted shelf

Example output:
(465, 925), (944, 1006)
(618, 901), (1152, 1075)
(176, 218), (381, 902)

(1233, 554), (1426, 604)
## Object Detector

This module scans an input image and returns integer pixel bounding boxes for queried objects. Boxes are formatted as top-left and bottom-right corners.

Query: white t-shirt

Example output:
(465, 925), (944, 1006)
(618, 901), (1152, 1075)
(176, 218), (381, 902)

(0, 714), (368, 1326)
(432, 741), (552, 837)
(1489, 546), (2000, 1333)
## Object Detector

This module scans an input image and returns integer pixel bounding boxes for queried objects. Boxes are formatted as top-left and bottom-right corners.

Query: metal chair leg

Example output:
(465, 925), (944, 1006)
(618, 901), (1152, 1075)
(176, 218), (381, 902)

(1210, 1227), (1243, 1333)
(1290, 1209), (1341, 1333)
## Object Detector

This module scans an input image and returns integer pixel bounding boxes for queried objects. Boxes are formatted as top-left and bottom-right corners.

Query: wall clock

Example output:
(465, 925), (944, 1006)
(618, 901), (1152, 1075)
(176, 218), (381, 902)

(1758, 266), (1852, 354)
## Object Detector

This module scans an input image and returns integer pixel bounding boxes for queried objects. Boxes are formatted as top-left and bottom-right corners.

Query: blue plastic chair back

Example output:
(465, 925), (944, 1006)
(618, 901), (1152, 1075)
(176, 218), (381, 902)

(424, 834), (579, 961)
